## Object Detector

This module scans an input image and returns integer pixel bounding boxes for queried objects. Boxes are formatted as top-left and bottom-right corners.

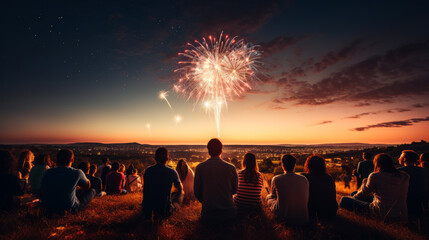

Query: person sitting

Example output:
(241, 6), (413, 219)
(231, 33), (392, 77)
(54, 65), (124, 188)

(398, 150), (428, 221)
(126, 169), (142, 193)
(301, 155), (338, 219)
(142, 148), (183, 221)
(194, 139), (238, 223)
(234, 153), (263, 212)
(267, 154), (309, 225)
(77, 162), (106, 197)
(126, 164), (135, 177)
(41, 149), (95, 214)
(105, 162), (127, 195)
(17, 149), (34, 181)
(0, 150), (24, 212)
(176, 159), (195, 202)
(96, 157), (111, 190)
(355, 152), (374, 189)
(29, 154), (51, 196)
(340, 153), (409, 222)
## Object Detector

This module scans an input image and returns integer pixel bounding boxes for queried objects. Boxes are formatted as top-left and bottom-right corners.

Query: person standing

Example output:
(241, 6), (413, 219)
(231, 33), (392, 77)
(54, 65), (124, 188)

(267, 154), (309, 225)
(194, 138), (238, 223)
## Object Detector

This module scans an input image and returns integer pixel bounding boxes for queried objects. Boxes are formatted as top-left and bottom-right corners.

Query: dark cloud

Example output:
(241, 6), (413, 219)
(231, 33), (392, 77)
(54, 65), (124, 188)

(274, 40), (429, 106)
(314, 120), (333, 125)
(311, 39), (363, 73)
(260, 36), (306, 57)
(412, 103), (429, 108)
(346, 108), (411, 119)
(351, 116), (429, 131)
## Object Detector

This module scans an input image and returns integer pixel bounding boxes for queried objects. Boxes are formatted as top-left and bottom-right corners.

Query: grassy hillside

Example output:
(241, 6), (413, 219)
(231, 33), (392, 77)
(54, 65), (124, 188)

(0, 182), (426, 240)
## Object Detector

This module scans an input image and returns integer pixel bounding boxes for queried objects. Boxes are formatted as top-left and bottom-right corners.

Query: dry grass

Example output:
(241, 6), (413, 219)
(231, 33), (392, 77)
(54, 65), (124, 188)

(0, 183), (426, 240)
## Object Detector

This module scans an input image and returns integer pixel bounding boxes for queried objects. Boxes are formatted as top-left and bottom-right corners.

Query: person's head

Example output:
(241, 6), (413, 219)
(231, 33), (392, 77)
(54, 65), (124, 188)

(77, 161), (90, 174)
(102, 157), (109, 165)
(420, 153), (429, 168)
(0, 150), (16, 173)
(281, 154), (297, 172)
(176, 159), (189, 182)
(56, 149), (74, 167)
(89, 164), (97, 176)
(18, 149), (34, 172)
(242, 153), (258, 172)
(33, 154), (51, 166)
(111, 162), (120, 172)
(304, 155), (327, 175)
(399, 150), (420, 166)
(132, 169), (138, 175)
(362, 152), (372, 161)
(119, 164), (126, 173)
(374, 153), (397, 174)
(155, 148), (169, 165)
(207, 138), (222, 157)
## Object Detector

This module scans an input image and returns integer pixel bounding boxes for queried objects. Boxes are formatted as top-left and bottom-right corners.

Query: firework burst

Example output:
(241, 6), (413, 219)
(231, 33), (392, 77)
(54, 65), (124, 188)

(174, 33), (261, 136)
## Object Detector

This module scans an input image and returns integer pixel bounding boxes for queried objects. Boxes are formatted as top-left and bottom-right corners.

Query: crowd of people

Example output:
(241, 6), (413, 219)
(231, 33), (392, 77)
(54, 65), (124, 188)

(1, 138), (429, 229)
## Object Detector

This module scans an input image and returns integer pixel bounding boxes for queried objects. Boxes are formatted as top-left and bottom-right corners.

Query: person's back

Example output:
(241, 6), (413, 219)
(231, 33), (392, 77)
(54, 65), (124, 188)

(87, 175), (102, 195)
(105, 169), (125, 194)
(355, 171), (409, 221)
(234, 153), (263, 210)
(194, 138), (238, 222)
(126, 173), (142, 193)
(29, 164), (49, 194)
(271, 173), (309, 224)
(399, 165), (427, 216)
(302, 173), (337, 218)
(41, 167), (88, 212)
(357, 160), (373, 187)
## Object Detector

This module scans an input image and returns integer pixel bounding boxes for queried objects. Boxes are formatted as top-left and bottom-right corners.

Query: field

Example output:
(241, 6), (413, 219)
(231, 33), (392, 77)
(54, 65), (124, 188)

(0, 181), (427, 240)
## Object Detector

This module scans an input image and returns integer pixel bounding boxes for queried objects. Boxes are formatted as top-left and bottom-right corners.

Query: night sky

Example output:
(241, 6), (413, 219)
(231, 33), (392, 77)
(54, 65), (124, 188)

(1, 0), (429, 144)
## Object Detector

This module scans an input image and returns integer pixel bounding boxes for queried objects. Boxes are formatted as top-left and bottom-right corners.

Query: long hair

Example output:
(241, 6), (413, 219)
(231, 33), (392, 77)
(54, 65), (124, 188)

(176, 159), (189, 182)
(373, 153), (399, 176)
(304, 155), (327, 175)
(242, 153), (259, 183)
(18, 149), (34, 177)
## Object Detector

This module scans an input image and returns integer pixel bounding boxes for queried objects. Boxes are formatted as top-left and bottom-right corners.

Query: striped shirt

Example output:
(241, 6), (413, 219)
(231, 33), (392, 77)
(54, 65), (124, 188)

(234, 170), (263, 208)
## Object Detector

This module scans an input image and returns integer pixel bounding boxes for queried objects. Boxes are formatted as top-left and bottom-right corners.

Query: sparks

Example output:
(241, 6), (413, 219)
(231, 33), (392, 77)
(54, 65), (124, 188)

(146, 123), (151, 137)
(174, 33), (260, 136)
(159, 90), (173, 111)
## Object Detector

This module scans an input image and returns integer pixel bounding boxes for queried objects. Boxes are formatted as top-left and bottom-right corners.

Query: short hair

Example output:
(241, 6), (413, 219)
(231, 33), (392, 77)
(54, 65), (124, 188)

(56, 149), (74, 166)
(281, 154), (296, 172)
(363, 152), (372, 161)
(33, 154), (51, 166)
(155, 148), (169, 164)
(207, 138), (222, 157)
(102, 157), (109, 164)
(0, 150), (16, 173)
(89, 164), (97, 175)
(304, 155), (327, 174)
(111, 162), (120, 171)
(77, 161), (90, 174)
(400, 150), (420, 164)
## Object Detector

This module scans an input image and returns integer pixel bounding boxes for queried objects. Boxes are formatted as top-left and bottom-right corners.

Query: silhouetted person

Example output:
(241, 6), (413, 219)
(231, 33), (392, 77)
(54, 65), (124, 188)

(234, 153), (263, 211)
(126, 164), (135, 177)
(267, 154), (309, 225)
(78, 162), (105, 197)
(41, 149), (95, 214)
(356, 152), (374, 189)
(420, 153), (429, 214)
(29, 154), (51, 195)
(95, 157), (110, 178)
(176, 159), (194, 202)
(194, 138), (238, 223)
(142, 148), (183, 221)
(302, 155), (338, 219)
(0, 150), (24, 212)
(340, 154), (409, 222)
(398, 150), (428, 221)
(105, 162), (127, 195)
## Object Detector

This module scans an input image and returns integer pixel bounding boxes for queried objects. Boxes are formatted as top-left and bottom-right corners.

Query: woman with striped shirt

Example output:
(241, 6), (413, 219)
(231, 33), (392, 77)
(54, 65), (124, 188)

(234, 153), (263, 211)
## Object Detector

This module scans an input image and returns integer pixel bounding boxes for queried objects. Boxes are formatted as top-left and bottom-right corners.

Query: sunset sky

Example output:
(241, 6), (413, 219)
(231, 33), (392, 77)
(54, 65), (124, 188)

(1, 1), (428, 144)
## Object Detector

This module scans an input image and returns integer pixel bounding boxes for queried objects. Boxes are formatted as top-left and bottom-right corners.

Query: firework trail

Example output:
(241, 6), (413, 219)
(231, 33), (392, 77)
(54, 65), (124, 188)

(146, 123), (151, 137)
(159, 91), (173, 111)
(174, 33), (261, 136)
